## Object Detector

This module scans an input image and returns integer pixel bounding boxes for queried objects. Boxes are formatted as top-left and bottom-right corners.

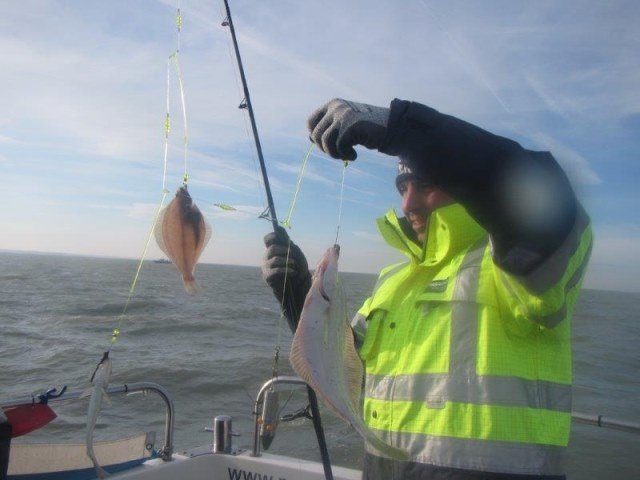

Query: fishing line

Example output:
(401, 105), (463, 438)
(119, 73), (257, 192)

(106, 3), (188, 353)
(174, 2), (189, 185)
(108, 192), (168, 351)
(170, 50), (190, 185)
(176, 3), (183, 51)
(281, 142), (314, 229)
(162, 57), (171, 192)
(272, 142), (314, 377)
(221, 3), (333, 477)
(217, 2), (267, 214)
(270, 150), (347, 374)
(334, 161), (349, 245)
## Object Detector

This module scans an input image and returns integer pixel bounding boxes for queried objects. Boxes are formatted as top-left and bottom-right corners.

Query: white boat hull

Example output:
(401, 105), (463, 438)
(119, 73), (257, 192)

(8, 433), (155, 478)
(116, 449), (361, 480)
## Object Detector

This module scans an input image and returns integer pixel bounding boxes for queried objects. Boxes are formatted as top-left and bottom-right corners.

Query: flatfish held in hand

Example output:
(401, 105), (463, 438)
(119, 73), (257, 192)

(155, 186), (212, 294)
(290, 245), (409, 460)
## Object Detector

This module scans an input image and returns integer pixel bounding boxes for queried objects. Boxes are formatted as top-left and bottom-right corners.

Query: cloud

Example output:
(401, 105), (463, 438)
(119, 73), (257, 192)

(234, 30), (360, 100)
(529, 133), (602, 186)
(273, 160), (335, 187)
(0, 135), (20, 145)
(585, 225), (640, 293)
(591, 223), (640, 260)
(126, 203), (161, 220)
(351, 230), (383, 243)
(524, 75), (576, 122)
(1, 0), (639, 291)
(417, 0), (512, 114)
(186, 149), (283, 196)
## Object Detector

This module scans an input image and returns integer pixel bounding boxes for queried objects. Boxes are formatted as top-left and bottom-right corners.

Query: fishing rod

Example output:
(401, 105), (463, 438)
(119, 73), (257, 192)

(220, 2), (334, 479)
(221, 0), (277, 231)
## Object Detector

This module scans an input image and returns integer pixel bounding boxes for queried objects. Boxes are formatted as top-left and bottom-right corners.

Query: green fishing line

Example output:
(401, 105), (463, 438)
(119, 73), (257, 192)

(281, 142), (314, 229)
(334, 160), (349, 245)
(109, 3), (188, 350)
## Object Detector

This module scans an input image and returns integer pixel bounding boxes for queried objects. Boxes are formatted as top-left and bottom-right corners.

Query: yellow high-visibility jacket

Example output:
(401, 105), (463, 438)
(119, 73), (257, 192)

(352, 203), (592, 476)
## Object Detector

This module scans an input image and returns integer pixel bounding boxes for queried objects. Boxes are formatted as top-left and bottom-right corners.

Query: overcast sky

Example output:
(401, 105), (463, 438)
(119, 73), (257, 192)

(1, 0), (639, 292)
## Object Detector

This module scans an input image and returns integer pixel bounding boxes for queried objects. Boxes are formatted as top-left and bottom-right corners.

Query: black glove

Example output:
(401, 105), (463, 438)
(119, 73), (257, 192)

(262, 226), (312, 330)
(307, 98), (390, 160)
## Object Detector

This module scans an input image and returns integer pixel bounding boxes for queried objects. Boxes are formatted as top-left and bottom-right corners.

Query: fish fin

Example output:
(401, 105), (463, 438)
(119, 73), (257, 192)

(96, 466), (109, 479)
(363, 429), (411, 461)
(103, 391), (112, 405)
(290, 323), (315, 391)
(192, 214), (212, 264)
(329, 273), (363, 411)
(91, 460), (110, 479)
(343, 323), (364, 410)
(183, 279), (201, 295)
(203, 215), (213, 248)
(154, 206), (170, 258)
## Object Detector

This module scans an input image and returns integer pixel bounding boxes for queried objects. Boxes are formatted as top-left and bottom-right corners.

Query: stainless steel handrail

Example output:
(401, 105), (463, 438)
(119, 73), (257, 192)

(571, 411), (640, 435)
(250, 377), (640, 458)
(2, 382), (175, 461)
(252, 375), (307, 457)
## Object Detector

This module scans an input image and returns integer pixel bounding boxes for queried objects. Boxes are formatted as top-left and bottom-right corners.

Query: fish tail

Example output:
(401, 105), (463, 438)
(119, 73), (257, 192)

(366, 433), (410, 461)
(95, 465), (110, 478)
(87, 444), (109, 478)
(183, 278), (201, 295)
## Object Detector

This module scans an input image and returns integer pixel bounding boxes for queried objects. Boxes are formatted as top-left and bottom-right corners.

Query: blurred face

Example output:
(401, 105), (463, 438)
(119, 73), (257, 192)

(399, 179), (454, 242)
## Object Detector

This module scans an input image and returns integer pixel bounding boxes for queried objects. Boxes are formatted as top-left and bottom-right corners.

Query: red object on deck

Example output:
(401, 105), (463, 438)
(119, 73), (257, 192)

(4, 404), (57, 437)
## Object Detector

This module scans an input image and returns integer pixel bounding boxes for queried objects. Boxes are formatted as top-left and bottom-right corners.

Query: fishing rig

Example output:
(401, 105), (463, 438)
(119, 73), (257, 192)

(220, 1), (336, 479)
(76, 4), (202, 475)
(107, 1), (193, 355)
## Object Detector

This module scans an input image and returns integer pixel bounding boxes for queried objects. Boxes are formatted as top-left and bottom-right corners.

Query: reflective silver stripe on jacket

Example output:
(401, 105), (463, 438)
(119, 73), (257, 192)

(365, 373), (571, 412)
(364, 237), (568, 473)
(530, 237), (593, 328)
(448, 237), (486, 382)
(365, 431), (566, 476)
(351, 313), (368, 350)
(518, 203), (591, 295)
(372, 262), (408, 297)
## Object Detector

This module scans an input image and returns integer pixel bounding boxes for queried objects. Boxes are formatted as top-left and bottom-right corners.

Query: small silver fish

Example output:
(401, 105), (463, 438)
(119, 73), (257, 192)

(290, 245), (409, 460)
(83, 352), (113, 479)
(155, 186), (212, 294)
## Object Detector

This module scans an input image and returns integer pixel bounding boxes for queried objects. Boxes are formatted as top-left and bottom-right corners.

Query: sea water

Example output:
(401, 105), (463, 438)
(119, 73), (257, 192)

(0, 251), (638, 478)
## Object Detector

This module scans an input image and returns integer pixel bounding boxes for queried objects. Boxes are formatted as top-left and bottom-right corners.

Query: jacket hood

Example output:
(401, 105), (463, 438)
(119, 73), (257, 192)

(376, 204), (486, 266)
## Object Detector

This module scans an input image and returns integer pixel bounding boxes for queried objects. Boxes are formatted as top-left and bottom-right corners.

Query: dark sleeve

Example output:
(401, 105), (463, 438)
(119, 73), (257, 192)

(380, 99), (577, 275)
(0, 420), (11, 479)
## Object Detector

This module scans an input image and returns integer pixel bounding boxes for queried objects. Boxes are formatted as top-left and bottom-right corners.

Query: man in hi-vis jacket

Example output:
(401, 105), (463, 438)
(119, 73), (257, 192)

(263, 98), (592, 480)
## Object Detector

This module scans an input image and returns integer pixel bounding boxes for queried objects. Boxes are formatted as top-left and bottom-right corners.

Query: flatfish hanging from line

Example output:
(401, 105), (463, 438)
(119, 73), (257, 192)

(155, 186), (212, 294)
(289, 245), (409, 460)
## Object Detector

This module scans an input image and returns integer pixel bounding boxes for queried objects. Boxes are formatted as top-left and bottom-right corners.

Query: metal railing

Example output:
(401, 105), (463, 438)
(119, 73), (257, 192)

(2, 382), (175, 460)
(571, 411), (640, 435)
(252, 375), (307, 457)
(251, 376), (640, 457)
